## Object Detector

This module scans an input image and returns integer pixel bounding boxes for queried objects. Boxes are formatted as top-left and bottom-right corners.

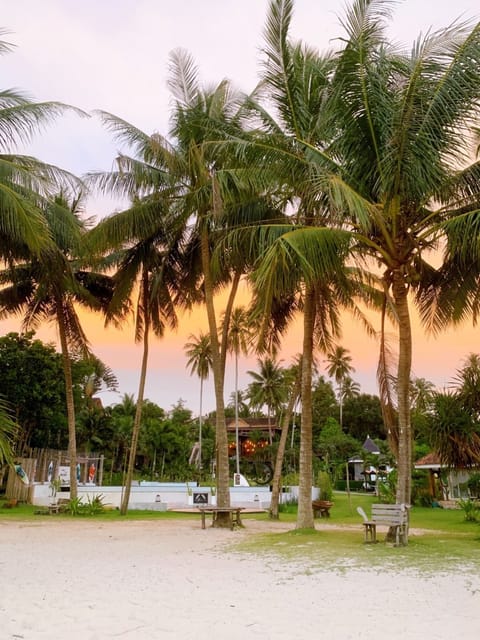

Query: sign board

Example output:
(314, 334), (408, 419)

(193, 492), (208, 504)
(58, 466), (70, 486)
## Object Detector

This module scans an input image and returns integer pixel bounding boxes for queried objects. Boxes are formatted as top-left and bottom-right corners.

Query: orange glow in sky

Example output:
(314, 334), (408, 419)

(1, 284), (478, 414)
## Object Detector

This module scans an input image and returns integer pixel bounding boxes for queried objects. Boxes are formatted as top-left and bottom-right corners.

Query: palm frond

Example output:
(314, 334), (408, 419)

(167, 48), (200, 107)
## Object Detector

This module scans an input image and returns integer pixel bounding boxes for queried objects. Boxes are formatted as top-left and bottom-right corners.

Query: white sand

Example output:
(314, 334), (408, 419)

(1, 517), (479, 640)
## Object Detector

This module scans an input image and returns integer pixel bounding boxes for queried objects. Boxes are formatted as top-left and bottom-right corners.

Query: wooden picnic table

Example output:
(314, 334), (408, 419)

(197, 506), (245, 530)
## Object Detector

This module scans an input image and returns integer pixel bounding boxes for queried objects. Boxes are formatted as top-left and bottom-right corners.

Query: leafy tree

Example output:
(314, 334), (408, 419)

(311, 376), (338, 439)
(0, 332), (67, 450)
(315, 417), (361, 468)
(342, 393), (385, 441)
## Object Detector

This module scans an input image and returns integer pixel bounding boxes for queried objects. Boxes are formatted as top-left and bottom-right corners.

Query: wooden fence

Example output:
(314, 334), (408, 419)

(4, 448), (104, 503)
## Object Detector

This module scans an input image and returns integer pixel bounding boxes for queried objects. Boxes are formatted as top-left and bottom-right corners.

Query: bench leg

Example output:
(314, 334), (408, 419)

(363, 523), (376, 543)
(201, 512), (206, 529)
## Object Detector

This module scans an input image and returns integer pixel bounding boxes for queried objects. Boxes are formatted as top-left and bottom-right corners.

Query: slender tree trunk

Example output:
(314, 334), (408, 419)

(392, 270), (412, 506)
(57, 306), (78, 500)
(339, 382), (343, 429)
(198, 378), (203, 470)
(120, 279), (150, 515)
(200, 225), (231, 522)
(234, 351), (240, 476)
(297, 286), (316, 529)
(220, 270), (241, 381)
(270, 371), (301, 519)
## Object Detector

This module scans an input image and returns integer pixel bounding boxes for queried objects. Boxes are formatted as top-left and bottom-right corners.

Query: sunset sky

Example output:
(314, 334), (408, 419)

(1, 0), (479, 413)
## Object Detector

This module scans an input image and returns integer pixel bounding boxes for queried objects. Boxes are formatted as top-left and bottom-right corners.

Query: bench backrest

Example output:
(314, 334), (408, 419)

(371, 503), (408, 525)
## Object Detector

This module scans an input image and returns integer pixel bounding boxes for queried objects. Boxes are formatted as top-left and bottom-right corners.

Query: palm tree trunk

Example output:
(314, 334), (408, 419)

(198, 378), (203, 470)
(234, 350), (240, 476)
(120, 278), (150, 515)
(393, 270), (412, 505)
(56, 306), (78, 501)
(339, 382), (343, 429)
(220, 270), (241, 381)
(297, 286), (316, 529)
(200, 225), (231, 522)
(270, 372), (301, 519)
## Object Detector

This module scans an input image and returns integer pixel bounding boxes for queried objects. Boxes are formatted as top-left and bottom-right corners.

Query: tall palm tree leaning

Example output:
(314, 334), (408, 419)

(251, 0), (480, 509)
(85, 187), (179, 515)
(0, 193), (115, 499)
(235, 0), (375, 529)
(325, 346), (355, 429)
(90, 52), (276, 525)
(184, 332), (212, 470)
(164, 51), (283, 522)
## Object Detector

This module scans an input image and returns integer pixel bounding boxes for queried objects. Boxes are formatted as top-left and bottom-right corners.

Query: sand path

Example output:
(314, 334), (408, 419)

(1, 518), (479, 639)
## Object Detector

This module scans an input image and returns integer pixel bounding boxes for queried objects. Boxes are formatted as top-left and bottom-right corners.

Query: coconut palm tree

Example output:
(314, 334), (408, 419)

(325, 346), (355, 429)
(341, 376), (361, 402)
(410, 377), (436, 415)
(247, 357), (288, 443)
(233, 0), (376, 529)
(312, 0), (480, 504)
(0, 192), (115, 498)
(85, 192), (179, 514)
(251, 0), (480, 509)
(222, 306), (252, 475)
(90, 52), (278, 524)
(184, 332), (212, 470)
(0, 31), (85, 257)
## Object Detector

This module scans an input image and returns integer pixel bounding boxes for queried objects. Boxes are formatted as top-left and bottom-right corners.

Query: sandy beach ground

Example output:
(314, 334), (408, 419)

(1, 517), (479, 640)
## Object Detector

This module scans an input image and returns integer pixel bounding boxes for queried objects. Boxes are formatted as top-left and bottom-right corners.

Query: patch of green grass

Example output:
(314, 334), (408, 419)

(0, 501), (196, 521)
(235, 492), (480, 574)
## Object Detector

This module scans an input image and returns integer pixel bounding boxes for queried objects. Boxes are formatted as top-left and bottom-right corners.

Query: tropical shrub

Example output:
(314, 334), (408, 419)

(458, 498), (479, 523)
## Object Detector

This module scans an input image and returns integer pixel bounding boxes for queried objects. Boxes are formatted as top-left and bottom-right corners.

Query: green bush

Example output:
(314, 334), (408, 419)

(317, 470), (333, 501)
(458, 498), (479, 522)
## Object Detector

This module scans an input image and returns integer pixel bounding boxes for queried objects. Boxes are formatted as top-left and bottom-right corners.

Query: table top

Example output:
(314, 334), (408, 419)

(197, 506), (245, 512)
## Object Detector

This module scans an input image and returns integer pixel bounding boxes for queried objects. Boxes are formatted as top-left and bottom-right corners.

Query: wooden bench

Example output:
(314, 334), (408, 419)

(197, 506), (244, 530)
(359, 504), (409, 546)
(312, 500), (334, 518)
